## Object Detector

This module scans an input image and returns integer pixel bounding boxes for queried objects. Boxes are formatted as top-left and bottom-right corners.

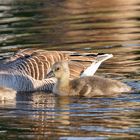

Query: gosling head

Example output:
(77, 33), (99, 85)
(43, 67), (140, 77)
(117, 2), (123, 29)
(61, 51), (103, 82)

(46, 61), (70, 79)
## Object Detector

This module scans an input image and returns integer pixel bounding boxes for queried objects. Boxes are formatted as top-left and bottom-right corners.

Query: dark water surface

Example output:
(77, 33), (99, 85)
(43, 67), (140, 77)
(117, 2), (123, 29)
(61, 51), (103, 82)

(0, 0), (140, 139)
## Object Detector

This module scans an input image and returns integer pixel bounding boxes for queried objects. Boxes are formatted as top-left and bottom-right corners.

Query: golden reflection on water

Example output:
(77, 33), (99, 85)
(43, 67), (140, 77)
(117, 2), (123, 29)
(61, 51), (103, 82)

(41, 0), (140, 49)
(0, 0), (139, 50)
(32, 94), (139, 139)
(0, 0), (140, 139)
(0, 92), (137, 139)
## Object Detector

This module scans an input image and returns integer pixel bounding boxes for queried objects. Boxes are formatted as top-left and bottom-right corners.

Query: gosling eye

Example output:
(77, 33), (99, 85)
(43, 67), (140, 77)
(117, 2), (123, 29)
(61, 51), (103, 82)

(55, 67), (60, 71)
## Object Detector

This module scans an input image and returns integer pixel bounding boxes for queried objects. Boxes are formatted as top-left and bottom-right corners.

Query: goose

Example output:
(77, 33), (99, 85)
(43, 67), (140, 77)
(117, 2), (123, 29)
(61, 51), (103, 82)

(0, 49), (112, 92)
(46, 61), (131, 97)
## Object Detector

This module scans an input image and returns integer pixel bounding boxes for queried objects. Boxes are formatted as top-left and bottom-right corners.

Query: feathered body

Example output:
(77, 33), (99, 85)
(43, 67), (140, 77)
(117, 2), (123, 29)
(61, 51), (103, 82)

(0, 49), (112, 92)
(48, 61), (131, 97)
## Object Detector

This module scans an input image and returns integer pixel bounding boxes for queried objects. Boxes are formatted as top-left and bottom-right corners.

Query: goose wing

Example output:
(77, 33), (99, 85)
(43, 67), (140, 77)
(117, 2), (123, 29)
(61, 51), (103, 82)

(2, 49), (112, 80)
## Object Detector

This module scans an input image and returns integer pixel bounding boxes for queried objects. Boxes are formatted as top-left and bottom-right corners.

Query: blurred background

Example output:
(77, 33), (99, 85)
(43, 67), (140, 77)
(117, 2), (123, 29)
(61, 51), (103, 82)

(0, 0), (140, 139)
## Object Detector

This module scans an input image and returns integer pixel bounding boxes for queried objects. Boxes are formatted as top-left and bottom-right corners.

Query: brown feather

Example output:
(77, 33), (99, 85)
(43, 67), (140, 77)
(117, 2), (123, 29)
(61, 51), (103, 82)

(5, 49), (104, 80)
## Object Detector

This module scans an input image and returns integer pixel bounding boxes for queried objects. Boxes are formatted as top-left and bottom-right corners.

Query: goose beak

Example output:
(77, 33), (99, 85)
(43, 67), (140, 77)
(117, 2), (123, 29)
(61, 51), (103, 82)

(46, 71), (55, 78)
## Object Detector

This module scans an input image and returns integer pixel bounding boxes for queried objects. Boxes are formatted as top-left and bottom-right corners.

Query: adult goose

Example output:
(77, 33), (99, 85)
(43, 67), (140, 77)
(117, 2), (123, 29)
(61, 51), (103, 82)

(0, 49), (112, 92)
(47, 61), (131, 97)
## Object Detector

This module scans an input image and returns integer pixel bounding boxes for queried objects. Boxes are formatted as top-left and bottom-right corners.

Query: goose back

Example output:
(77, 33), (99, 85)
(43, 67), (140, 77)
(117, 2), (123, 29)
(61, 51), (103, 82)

(1, 49), (102, 80)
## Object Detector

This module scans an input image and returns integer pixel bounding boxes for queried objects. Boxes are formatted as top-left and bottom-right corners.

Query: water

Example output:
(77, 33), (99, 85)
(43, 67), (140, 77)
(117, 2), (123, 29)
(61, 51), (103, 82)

(0, 0), (140, 139)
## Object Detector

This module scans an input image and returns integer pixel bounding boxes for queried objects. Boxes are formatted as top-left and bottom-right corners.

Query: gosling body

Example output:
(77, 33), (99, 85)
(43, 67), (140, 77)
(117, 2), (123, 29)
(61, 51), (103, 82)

(48, 61), (131, 97)
(0, 86), (17, 100)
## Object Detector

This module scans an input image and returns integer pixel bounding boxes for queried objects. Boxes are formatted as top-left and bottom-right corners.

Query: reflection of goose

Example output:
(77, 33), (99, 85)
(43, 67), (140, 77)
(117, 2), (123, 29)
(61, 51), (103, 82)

(47, 61), (131, 97)
(0, 49), (112, 92)
(0, 86), (16, 100)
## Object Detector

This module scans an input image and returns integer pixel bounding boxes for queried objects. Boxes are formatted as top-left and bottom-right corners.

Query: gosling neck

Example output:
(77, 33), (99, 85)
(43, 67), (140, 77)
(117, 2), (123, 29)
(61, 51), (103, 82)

(56, 73), (70, 96)
(58, 73), (70, 87)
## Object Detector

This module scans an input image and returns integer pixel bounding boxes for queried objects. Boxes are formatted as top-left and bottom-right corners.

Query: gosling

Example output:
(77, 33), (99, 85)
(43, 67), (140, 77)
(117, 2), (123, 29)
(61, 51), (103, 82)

(0, 86), (17, 100)
(46, 61), (131, 97)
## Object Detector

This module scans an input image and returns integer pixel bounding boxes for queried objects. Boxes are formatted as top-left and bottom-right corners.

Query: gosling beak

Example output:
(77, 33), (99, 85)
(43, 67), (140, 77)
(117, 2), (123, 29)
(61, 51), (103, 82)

(46, 70), (55, 78)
